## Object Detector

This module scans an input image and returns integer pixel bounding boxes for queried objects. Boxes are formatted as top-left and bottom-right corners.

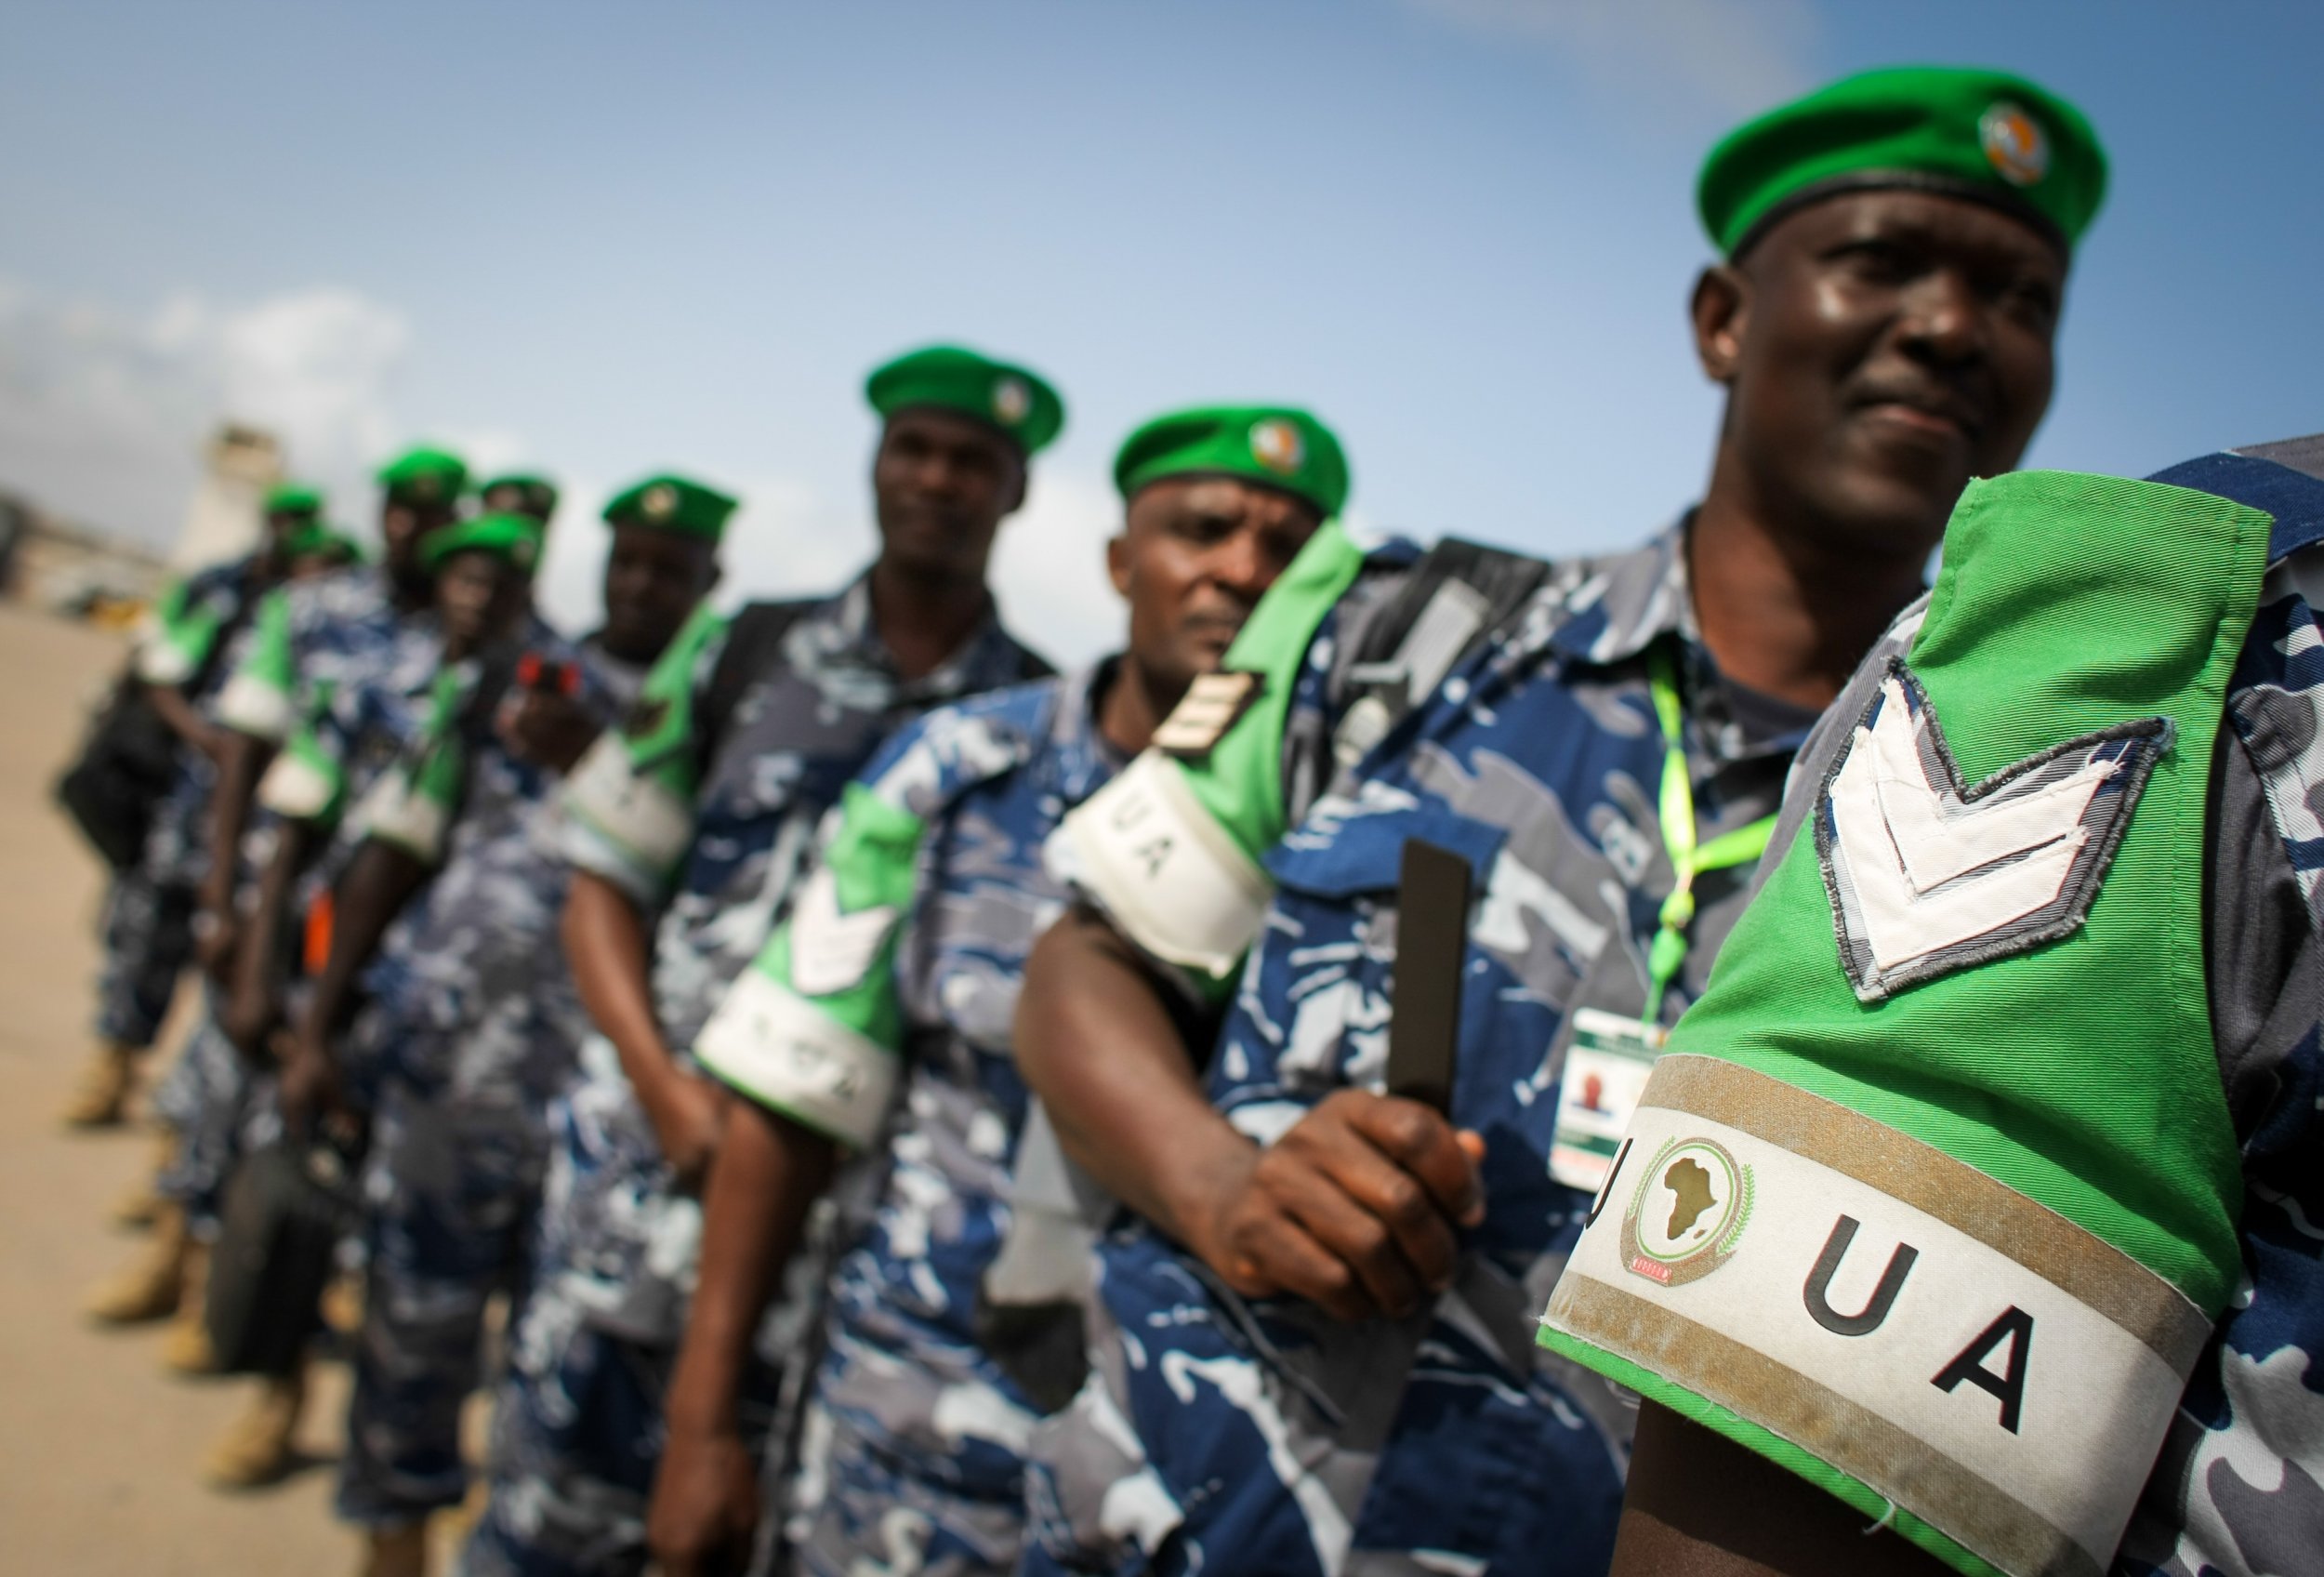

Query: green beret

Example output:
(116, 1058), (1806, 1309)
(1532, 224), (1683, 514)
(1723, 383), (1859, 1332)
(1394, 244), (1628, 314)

(601, 473), (738, 543)
(479, 472), (561, 521)
(281, 521), (365, 564)
(1114, 405), (1351, 519)
(865, 345), (1065, 456)
(376, 444), (470, 507)
(263, 482), (324, 519)
(1699, 65), (2107, 258)
(417, 511), (545, 576)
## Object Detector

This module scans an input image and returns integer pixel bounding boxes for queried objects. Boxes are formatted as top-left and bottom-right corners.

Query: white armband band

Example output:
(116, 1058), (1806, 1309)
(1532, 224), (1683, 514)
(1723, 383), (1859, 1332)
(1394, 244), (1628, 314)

(1053, 750), (1273, 977)
(134, 637), (198, 687)
(694, 970), (897, 1151)
(216, 671), (295, 741)
(1540, 1055), (2212, 1577)
(561, 733), (694, 878)
(352, 770), (447, 864)
(256, 750), (336, 821)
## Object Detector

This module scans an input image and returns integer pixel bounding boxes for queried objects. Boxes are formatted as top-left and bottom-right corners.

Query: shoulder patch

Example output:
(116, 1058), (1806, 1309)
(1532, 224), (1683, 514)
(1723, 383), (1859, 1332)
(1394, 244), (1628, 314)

(1152, 669), (1265, 761)
(1816, 659), (2171, 1002)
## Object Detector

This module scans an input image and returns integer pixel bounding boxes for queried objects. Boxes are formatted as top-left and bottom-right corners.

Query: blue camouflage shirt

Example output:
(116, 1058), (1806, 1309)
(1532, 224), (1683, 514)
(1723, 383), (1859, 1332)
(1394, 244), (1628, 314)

(542, 574), (1049, 1346)
(1025, 521), (1813, 1576)
(693, 662), (1123, 1507)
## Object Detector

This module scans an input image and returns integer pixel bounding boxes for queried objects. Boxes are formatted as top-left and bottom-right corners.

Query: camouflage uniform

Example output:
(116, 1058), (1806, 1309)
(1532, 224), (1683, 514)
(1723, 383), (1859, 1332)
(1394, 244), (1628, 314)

(1021, 521), (1814, 1575)
(462, 578), (1047, 1577)
(91, 555), (265, 1049)
(152, 566), (439, 1236)
(332, 628), (645, 1530)
(688, 664), (1122, 1576)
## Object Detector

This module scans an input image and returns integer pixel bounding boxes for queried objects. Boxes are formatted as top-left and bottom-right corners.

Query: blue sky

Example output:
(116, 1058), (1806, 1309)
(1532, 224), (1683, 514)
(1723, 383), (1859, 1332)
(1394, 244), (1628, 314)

(2, 0), (2317, 658)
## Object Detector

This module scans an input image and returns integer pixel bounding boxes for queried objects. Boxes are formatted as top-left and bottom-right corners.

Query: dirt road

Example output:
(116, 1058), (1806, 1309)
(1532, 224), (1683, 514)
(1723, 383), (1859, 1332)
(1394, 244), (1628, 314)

(0, 603), (355, 1574)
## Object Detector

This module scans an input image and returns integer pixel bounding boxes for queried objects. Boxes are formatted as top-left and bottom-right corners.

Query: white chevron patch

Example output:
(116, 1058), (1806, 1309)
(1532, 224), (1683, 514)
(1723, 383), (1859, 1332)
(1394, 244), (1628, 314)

(1816, 661), (2172, 1002)
(786, 865), (902, 999)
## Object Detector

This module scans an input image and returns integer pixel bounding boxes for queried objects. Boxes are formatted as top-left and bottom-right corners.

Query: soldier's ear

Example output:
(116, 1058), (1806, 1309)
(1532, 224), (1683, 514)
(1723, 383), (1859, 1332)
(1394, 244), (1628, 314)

(1691, 264), (1749, 386)
(1106, 532), (1131, 600)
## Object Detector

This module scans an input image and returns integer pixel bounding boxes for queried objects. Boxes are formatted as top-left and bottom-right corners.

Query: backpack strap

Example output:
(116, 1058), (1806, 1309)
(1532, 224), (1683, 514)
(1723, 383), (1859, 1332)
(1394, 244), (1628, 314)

(698, 599), (818, 779)
(1331, 537), (1550, 769)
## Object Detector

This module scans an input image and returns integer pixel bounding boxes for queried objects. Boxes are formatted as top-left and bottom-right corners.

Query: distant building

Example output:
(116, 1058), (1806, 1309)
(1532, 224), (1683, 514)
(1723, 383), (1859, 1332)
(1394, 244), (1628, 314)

(170, 424), (283, 572)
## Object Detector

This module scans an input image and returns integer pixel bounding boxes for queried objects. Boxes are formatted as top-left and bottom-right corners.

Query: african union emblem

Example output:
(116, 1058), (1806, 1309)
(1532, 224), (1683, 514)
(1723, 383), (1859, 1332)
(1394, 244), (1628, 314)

(1249, 417), (1304, 475)
(1979, 101), (2048, 186)
(991, 376), (1034, 427)
(1619, 1135), (1753, 1288)
(642, 483), (680, 521)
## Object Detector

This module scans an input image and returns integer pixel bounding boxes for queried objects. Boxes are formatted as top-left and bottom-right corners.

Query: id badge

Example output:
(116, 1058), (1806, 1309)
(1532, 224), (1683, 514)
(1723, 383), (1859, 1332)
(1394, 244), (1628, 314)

(1548, 1007), (1665, 1192)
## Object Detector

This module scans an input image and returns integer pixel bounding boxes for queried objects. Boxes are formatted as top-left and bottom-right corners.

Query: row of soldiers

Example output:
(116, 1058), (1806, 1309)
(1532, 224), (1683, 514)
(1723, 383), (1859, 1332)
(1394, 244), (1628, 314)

(65, 60), (2320, 1577)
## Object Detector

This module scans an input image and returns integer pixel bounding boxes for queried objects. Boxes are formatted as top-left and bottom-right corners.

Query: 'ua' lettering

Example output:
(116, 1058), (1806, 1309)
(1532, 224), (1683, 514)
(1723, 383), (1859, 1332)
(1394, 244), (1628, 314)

(1802, 1216), (1919, 1336)
(1932, 1305), (2034, 1434)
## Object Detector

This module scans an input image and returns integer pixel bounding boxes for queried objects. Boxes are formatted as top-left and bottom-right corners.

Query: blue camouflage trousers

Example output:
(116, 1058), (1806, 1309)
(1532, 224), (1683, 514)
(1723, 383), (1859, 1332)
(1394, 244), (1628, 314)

(151, 1003), (261, 1236)
(93, 863), (197, 1049)
(337, 1077), (545, 1530)
(457, 1301), (786, 1577)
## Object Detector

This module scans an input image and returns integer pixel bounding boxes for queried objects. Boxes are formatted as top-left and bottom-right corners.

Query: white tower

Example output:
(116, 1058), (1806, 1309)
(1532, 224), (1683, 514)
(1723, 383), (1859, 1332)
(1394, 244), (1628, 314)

(170, 424), (284, 571)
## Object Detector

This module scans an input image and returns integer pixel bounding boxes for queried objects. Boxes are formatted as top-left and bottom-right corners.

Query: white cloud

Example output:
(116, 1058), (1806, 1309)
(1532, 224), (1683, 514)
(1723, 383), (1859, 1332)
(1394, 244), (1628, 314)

(1398, 0), (1820, 117)
(0, 275), (409, 547)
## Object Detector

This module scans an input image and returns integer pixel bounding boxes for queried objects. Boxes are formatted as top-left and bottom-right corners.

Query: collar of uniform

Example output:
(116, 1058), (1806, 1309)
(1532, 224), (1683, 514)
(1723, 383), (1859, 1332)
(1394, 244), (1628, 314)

(1068, 655), (1132, 772)
(1535, 515), (1805, 766)
(815, 568), (1029, 701)
(1540, 518), (1698, 668)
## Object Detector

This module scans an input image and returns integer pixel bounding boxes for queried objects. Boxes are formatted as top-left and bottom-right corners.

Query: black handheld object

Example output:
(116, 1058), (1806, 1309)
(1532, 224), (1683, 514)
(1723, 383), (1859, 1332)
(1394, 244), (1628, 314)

(1387, 838), (1471, 1114)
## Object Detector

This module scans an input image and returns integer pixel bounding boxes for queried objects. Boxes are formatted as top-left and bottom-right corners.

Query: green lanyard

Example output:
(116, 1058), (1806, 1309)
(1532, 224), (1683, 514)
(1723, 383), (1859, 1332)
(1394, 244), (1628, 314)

(1644, 644), (1777, 1014)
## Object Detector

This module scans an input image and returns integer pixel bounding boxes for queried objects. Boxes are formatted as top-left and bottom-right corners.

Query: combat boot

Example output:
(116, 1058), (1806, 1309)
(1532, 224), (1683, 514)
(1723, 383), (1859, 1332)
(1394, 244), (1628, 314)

(201, 1368), (305, 1490)
(158, 1239), (218, 1374)
(359, 1520), (428, 1577)
(83, 1201), (188, 1323)
(61, 1041), (140, 1128)
(112, 1125), (178, 1228)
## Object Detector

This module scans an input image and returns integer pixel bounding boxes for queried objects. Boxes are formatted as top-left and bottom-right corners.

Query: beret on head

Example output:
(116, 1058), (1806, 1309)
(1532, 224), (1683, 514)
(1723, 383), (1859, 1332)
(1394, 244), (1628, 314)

(1699, 65), (2107, 258)
(281, 521), (364, 564)
(1115, 404), (1351, 520)
(601, 473), (738, 543)
(479, 473), (561, 521)
(376, 444), (471, 507)
(865, 345), (1065, 456)
(416, 511), (545, 576)
(263, 481), (324, 519)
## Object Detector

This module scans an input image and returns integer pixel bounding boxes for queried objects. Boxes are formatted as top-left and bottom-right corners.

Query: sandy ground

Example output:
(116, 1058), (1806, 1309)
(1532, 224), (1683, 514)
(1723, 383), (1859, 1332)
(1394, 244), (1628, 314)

(0, 603), (367, 1573)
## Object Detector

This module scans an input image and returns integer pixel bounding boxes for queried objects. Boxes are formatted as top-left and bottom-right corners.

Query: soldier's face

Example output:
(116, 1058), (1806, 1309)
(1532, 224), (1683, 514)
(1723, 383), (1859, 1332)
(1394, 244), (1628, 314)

(1113, 477), (1320, 700)
(435, 552), (524, 656)
(1697, 189), (2065, 559)
(872, 407), (1027, 585)
(600, 524), (717, 664)
(382, 499), (456, 590)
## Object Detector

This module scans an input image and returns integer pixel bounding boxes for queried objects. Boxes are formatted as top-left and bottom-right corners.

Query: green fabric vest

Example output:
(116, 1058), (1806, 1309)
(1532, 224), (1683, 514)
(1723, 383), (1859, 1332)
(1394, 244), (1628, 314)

(1670, 470), (2268, 1313)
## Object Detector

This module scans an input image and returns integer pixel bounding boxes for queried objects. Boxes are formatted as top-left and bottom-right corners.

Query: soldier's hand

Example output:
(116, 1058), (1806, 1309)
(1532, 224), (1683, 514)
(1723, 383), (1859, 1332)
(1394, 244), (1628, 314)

(648, 1422), (759, 1577)
(191, 904), (239, 984)
(218, 975), (278, 1056)
(275, 1030), (342, 1133)
(646, 1070), (727, 1191)
(1190, 1089), (1486, 1323)
(498, 691), (600, 775)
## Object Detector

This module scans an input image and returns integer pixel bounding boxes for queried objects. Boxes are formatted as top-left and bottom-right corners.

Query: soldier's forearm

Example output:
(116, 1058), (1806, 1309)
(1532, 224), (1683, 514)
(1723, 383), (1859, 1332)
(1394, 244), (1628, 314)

(297, 837), (428, 1046)
(1015, 908), (1255, 1259)
(667, 1099), (836, 1438)
(1609, 1403), (1953, 1577)
(564, 868), (683, 1094)
(201, 733), (271, 907)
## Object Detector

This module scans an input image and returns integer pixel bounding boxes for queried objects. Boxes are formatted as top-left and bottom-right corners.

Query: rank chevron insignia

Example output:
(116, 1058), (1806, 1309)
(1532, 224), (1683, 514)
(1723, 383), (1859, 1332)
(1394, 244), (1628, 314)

(1815, 659), (2172, 1002)
(786, 866), (903, 999)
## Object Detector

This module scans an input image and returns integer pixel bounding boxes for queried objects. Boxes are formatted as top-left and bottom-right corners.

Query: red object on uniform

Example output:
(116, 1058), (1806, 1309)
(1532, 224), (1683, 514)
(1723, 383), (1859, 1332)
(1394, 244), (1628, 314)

(516, 653), (580, 696)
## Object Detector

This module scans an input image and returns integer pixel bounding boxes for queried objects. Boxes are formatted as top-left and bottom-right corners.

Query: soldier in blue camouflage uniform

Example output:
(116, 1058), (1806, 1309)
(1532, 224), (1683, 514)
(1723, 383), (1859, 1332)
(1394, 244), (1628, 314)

(1544, 442), (2324, 1577)
(1008, 68), (2098, 1576)
(273, 494), (715, 1576)
(463, 345), (1063, 1577)
(67, 481), (318, 1133)
(645, 404), (1346, 1577)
